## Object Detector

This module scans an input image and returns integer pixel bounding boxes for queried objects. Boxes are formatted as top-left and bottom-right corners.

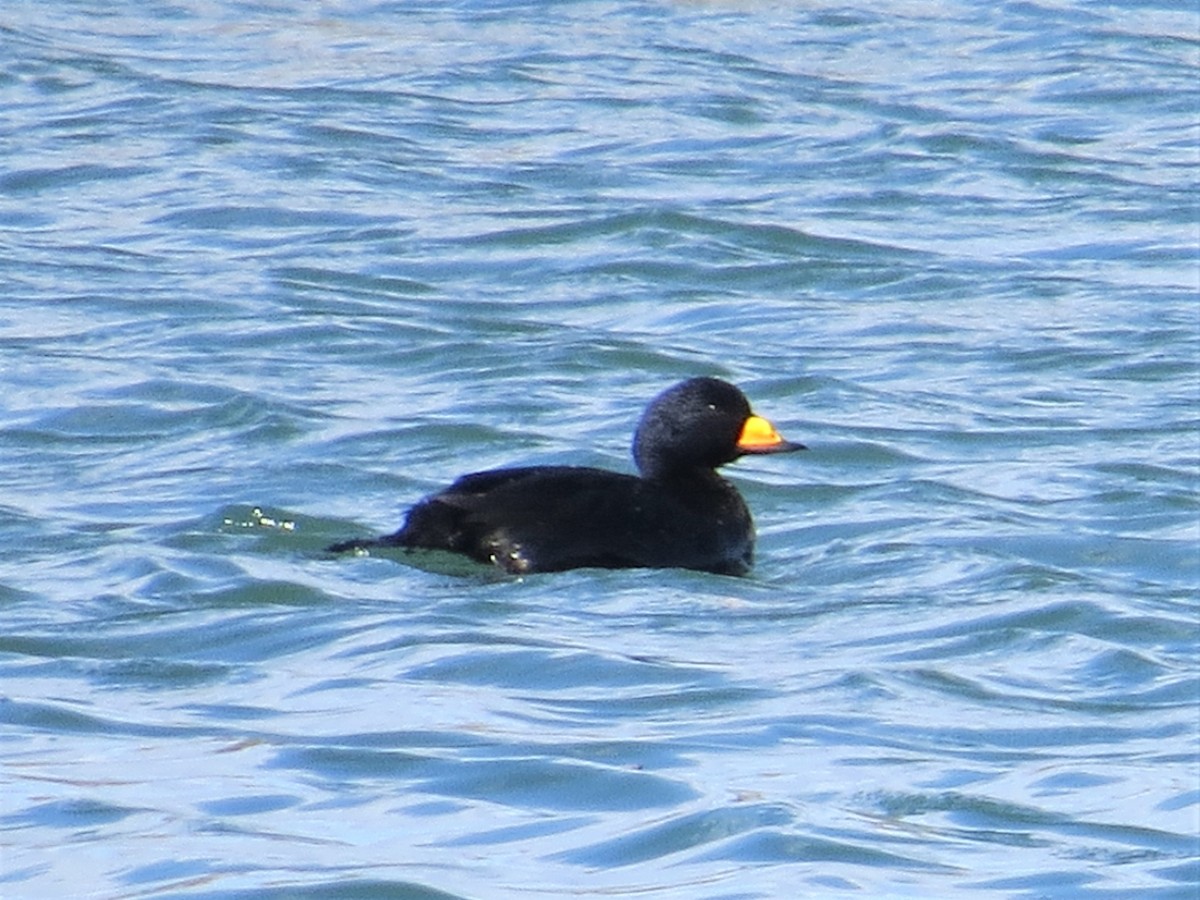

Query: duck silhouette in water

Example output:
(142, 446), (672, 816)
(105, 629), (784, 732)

(329, 377), (804, 575)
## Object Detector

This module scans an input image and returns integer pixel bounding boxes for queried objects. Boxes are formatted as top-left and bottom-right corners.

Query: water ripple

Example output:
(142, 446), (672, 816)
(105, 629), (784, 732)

(1, 1), (1195, 898)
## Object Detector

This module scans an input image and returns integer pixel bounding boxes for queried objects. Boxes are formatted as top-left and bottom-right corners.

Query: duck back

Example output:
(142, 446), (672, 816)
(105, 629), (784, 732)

(386, 465), (754, 575)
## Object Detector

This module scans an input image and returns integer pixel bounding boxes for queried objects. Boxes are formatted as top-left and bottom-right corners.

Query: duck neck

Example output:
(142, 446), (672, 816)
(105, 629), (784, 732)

(642, 464), (728, 490)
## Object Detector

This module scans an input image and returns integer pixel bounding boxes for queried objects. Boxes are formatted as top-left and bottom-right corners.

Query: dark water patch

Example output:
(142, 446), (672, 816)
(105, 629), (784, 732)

(118, 856), (227, 888)
(554, 802), (794, 867)
(454, 207), (924, 280)
(272, 265), (436, 302)
(526, 684), (776, 725)
(270, 742), (697, 813)
(183, 704), (282, 723)
(439, 814), (593, 848)
(897, 665), (1198, 717)
(157, 880), (471, 900)
(85, 657), (235, 691)
(404, 645), (731, 692)
(304, 730), (495, 753)
(1030, 770), (1120, 795)
(288, 676), (387, 697)
(5, 386), (319, 464)
(872, 789), (1197, 856)
(0, 597), (350, 677)
(413, 755), (698, 813)
(1150, 861), (1200, 895)
(1157, 790), (1200, 815)
(863, 599), (1193, 660)
(335, 628), (563, 664)
(743, 709), (1190, 766)
(1075, 647), (1180, 692)
(0, 697), (207, 741)
(197, 794), (301, 817)
(0, 797), (145, 830)
(151, 206), (390, 251)
(0, 863), (50, 887)
(268, 745), (435, 782)
(0, 162), (154, 195)
(699, 828), (951, 871)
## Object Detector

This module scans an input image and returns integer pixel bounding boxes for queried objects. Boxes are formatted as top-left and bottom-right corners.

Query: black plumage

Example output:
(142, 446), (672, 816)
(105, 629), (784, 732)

(329, 377), (803, 575)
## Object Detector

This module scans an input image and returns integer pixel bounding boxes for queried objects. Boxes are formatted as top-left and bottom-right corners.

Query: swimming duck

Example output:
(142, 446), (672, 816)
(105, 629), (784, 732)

(329, 376), (803, 574)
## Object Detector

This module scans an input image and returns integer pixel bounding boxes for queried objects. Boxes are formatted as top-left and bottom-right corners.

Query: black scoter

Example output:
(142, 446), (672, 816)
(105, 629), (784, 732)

(329, 376), (803, 575)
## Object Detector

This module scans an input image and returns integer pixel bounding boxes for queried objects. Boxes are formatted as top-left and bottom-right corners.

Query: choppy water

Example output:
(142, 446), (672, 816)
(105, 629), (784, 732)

(2, 2), (1197, 898)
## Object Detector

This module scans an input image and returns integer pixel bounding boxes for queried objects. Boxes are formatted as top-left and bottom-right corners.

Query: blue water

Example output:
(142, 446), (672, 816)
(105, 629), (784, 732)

(2, 1), (1197, 897)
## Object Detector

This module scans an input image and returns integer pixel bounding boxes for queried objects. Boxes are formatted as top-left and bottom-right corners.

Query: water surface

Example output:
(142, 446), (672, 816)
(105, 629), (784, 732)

(1, 1), (1197, 897)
